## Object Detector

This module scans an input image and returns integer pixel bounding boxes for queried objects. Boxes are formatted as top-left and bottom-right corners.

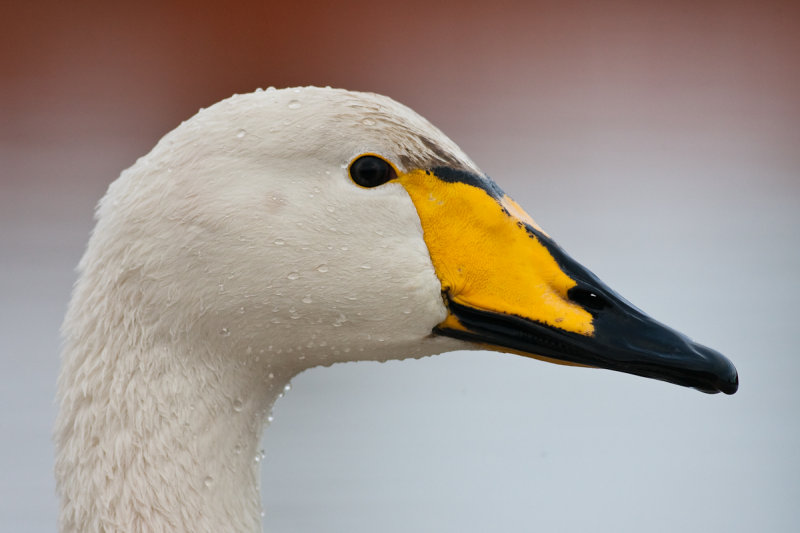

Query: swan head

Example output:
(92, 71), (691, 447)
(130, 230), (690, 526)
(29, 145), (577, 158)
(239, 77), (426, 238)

(85, 86), (737, 394)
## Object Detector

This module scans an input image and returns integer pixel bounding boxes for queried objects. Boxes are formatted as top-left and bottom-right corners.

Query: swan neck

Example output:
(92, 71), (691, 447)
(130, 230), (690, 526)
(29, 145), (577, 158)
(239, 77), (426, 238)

(56, 337), (288, 532)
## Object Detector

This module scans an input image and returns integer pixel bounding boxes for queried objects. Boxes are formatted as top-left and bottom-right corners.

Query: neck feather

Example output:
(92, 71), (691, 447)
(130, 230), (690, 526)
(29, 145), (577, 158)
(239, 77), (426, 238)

(55, 321), (289, 533)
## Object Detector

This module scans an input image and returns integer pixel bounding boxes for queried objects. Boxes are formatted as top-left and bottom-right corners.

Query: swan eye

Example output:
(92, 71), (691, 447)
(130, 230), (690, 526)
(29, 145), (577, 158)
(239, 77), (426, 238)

(349, 155), (396, 188)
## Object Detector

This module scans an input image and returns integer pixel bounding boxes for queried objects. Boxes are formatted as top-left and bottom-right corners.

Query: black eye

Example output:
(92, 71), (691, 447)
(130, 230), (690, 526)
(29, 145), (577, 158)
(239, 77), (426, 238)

(568, 287), (610, 311)
(349, 155), (396, 188)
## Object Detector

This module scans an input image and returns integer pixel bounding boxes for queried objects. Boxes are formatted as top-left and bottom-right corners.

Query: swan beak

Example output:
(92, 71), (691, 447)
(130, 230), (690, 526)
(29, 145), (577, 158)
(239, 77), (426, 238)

(438, 267), (740, 396)
(399, 166), (739, 395)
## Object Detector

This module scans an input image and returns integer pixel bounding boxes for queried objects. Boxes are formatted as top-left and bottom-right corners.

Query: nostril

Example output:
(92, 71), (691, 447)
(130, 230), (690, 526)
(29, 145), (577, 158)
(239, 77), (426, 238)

(568, 287), (609, 311)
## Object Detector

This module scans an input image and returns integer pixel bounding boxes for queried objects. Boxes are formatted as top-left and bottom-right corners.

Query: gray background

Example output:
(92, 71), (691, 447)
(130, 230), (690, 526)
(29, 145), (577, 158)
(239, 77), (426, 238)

(2, 1), (798, 531)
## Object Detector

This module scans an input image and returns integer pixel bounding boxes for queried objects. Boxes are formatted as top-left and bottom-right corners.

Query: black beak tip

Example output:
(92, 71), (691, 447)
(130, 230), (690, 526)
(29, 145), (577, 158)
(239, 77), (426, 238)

(703, 369), (738, 395)
(718, 367), (739, 395)
(693, 343), (739, 395)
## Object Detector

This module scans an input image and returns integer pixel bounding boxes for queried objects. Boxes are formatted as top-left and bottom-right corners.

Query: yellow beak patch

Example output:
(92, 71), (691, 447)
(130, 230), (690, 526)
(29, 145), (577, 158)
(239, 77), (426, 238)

(397, 168), (595, 337)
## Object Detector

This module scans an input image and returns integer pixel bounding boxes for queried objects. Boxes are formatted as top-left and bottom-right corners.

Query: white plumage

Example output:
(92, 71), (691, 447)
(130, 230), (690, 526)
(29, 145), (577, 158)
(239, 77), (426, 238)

(57, 87), (471, 532)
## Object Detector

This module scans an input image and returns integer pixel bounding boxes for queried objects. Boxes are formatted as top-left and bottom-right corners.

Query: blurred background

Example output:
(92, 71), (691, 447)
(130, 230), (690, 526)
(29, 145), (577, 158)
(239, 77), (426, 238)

(1, 1), (798, 531)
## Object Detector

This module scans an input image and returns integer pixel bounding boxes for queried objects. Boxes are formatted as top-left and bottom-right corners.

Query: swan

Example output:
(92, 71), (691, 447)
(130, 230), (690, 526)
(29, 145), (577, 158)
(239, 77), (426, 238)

(56, 86), (738, 532)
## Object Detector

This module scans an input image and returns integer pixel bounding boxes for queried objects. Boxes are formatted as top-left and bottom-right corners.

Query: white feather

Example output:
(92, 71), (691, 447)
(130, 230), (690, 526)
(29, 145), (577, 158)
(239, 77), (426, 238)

(56, 87), (473, 532)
